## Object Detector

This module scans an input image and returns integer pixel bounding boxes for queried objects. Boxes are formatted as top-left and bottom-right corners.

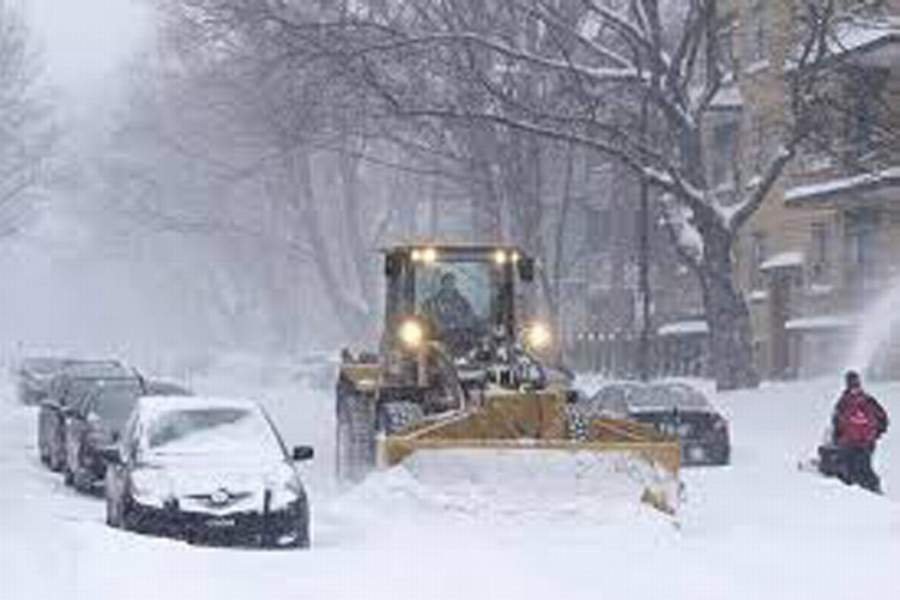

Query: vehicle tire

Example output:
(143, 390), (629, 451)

(39, 440), (50, 466)
(289, 518), (310, 550)
(377, 401), (425, 435)
(49, 426), (65, 473)
(106, 493), (120, 528)
(335, 390), (376, 484)
(73, 467), (92, 493)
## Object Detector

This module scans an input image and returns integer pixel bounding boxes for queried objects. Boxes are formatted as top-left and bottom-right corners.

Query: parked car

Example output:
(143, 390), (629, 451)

(15, 357), (78, 405)
(103, 396), (313, 548)
(63, 378), (148, 491)
(37, 361), (140, 471)
(617, 382), (730, 466)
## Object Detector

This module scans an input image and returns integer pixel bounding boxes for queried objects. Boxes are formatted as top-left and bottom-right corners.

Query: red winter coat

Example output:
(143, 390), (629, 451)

(832, 389), (889, 448)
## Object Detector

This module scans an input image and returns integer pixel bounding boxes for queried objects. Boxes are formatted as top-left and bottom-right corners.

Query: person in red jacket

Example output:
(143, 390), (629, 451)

(831, 371), (889, 493)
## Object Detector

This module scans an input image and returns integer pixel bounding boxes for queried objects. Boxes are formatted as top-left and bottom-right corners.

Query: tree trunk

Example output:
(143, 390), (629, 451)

(698, 227), (760, 391)
(289, 149), (373, 342)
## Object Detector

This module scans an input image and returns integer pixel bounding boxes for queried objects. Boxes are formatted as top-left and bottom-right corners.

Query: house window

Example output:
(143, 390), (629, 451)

(751, 231), (768, 289)
(846, 68), (888, 158)
(585, 208), (611, 254)
(745, 0), (769, 65)
(810, 223), (831, 284)
(845, 209), (881, 288)
(748, 112), (767, 176)
(712, 121), (739, 188)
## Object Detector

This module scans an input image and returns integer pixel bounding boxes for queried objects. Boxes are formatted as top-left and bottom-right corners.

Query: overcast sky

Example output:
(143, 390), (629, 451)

(25, 0), (152, 93)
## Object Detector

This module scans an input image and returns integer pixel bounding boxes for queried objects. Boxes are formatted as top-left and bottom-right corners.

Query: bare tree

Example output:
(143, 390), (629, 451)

(0, 1), (54, 237)
(262, 0), (847, 389)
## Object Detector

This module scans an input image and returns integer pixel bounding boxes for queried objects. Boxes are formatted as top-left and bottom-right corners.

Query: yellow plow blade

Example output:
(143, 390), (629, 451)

(378, 391), (681, 515)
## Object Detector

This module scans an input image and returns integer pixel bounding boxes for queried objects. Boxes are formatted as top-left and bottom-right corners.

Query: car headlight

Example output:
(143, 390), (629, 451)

(268, 469), (304, 511)
(398, 319), (424, 350)
(526, 322), (552, 350)
(129, 469), (168, 508)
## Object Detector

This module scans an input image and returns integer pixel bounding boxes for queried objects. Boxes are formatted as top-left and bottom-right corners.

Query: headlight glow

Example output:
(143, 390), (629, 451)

(526, 322), (552, 349)
(412, 247), (438, 264)
(494, 249), (508, 265)
(398, 319), (424, 349)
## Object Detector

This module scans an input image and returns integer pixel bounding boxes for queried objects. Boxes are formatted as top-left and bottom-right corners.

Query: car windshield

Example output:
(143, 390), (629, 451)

(416, 260), (499, 336)
(629, 385), (710, 411)
(145, 407), (284, 459)
(90, 382), (144, 429)
(24, 358), (69, 375)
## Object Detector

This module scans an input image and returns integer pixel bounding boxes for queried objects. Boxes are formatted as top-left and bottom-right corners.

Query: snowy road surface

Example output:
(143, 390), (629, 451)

(2, 369), (899, 600)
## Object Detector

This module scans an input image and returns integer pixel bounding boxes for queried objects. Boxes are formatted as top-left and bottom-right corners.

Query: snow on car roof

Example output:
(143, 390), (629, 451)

(624, 384), (712, 412)
(137, 395), (262, 417)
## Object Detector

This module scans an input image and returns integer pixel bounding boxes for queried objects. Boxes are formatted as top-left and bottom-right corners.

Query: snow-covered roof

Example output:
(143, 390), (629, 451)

(657, 320), (708, 337)
(709, 85), (743, 110)
(785, 314), (857, 332)
(786, 16), (900, 69)
(760, 251), (805, 271)
(830, 16), (900, 55)
(807, 284), (834, 297)
(785, 167), (900, 204)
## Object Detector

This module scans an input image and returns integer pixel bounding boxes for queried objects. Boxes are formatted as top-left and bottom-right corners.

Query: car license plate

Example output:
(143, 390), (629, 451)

(688, 446), (705, 462)
(205, 518), (236, 528)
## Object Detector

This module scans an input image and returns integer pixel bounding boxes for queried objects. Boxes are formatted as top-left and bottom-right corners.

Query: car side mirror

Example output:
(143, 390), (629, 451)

(292, 446), (314, 462)
(98, 446), (123, 465)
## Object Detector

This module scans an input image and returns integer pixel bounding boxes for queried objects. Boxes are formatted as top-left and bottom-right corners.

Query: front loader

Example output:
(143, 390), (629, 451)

(336, 244), (681, 514)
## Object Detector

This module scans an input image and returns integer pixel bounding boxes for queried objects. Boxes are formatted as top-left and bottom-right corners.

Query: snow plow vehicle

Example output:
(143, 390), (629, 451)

(336, 244), (681, 514)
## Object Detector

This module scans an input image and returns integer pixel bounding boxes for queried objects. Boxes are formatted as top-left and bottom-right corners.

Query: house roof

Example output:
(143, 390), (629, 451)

(760, 251), (805, 271)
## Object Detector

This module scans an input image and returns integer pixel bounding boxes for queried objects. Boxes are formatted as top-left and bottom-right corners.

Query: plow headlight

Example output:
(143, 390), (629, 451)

(412, 247), (438, 264)
(398, 320), (425, 349)
(526, 322), (552, 350)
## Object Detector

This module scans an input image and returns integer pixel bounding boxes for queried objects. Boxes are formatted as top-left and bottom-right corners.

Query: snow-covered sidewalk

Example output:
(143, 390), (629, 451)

(1, 374), (898, 600)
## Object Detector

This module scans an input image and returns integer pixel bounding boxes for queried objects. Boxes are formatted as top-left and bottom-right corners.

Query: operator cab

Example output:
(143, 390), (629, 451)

(384, 245), (536, 356)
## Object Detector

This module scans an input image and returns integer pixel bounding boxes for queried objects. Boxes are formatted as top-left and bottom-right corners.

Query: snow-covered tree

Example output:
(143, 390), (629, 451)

(0, 0), (54, 237)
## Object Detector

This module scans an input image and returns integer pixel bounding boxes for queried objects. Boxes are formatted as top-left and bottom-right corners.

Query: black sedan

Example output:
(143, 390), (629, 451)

(586, 381), (730, 466)
(37, 361), (139, 471)
(103, 396), (313, 548)
(15, 357), (76, 405)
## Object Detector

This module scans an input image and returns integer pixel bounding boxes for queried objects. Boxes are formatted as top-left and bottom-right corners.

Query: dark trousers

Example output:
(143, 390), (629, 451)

(838, 446), (881, 494)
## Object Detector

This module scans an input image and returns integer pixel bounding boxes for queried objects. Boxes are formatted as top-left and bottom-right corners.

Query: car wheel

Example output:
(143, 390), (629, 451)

(73, 467), (91, 493)
(63, 463), (74, 486)
(106, 493), (119, 528)
(288, 518), (310, 549)
(39, 442), (50, 466)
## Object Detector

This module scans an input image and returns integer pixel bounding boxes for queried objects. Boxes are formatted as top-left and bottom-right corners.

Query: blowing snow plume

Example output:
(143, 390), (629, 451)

(845, 277), (900, 376)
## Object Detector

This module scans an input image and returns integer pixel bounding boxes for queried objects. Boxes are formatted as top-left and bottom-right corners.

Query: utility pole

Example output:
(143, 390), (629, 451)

(637, 94), (652, 382)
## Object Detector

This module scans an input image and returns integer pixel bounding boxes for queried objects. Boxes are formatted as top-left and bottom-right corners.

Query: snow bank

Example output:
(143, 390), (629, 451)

(2, 367), (900, 600)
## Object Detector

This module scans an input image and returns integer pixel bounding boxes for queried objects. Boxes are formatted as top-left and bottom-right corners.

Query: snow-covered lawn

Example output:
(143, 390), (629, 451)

(1, 368), (898, 600)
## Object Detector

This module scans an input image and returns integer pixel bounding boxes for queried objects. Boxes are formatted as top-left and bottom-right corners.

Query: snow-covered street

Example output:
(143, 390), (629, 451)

(2, 368), (899, 600)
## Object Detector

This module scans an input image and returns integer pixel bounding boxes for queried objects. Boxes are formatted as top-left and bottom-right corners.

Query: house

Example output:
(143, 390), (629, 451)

(731, 0), (900, 377)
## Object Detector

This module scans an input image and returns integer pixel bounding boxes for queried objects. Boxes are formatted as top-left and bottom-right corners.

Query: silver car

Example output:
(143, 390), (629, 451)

(103, 396), (313, 548)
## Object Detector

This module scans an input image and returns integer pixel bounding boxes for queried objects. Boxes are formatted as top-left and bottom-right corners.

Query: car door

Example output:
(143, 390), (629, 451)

(46, 380), (71, 467)
(107, 412), (140, 503)
(66, 392), (94, 475)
